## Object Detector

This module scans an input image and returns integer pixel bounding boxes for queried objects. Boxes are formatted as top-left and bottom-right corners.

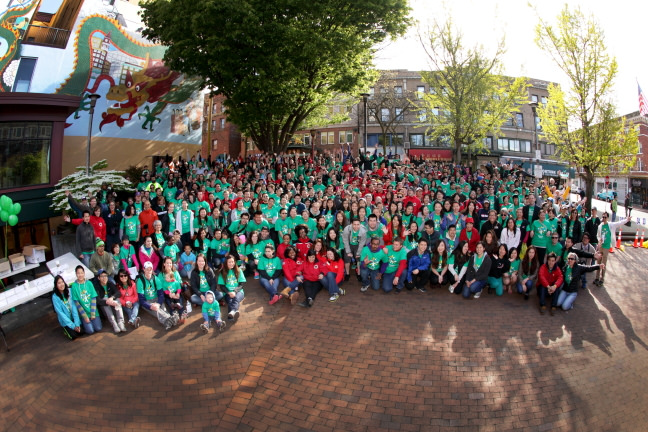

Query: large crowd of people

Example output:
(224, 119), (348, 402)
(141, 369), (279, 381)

(52, 149), (628, 339)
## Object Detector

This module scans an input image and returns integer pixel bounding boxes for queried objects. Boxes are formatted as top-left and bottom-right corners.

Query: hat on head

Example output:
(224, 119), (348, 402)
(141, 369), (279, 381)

(144, 261), (154, 269)
(465, 217), (474, 224)
(135, 192), (141, 196)
(96, 238), (105, 248)
(97, 269), (107, 276)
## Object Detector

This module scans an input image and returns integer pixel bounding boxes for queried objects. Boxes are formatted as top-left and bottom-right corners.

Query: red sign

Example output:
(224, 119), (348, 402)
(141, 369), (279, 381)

(408, 149), (453, 161)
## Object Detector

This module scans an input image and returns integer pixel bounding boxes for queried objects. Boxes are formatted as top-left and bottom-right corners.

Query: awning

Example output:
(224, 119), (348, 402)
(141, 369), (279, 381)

(521, 162), (575, 179)
(407, 148), (453, 161)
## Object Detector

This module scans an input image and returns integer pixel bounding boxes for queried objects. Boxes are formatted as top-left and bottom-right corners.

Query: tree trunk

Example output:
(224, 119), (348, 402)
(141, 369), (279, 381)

(583, 169), (595, 214)
(454, 143), (462, 164)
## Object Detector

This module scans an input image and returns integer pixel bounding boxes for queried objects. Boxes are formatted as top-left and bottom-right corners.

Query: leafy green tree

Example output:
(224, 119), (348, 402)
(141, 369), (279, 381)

(418, 20), (528, 164)
(535, 6), (639, 211)
(140, 0), (410, 153)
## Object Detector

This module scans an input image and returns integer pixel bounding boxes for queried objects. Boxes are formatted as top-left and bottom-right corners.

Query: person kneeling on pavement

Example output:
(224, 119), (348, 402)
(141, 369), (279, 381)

(380, 237), (407, 293)
(94, 269), (127, 333)
(360, 237), (386, 292)
(406, 238), (431, 292)
(537, 252), (564, 315)
(557, 252), (603, 311)
(460, 242), (492, 299)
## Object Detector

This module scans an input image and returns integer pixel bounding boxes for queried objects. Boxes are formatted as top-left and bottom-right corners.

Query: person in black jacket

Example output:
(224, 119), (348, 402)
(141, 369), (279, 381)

(102, 199), (122, 250)
(555, 252), (603, 310)
(189, 254), (224, 306)
(460, 242), (492, 299)
(480, 209), (503, 239)
(583, 208), (601, 247)
(93, 270), (126, 333)
(420, 220), (440, 253)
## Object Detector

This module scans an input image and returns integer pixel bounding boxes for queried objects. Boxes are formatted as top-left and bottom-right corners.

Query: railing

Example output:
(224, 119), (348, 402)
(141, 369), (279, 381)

(23, 25), (71, 49)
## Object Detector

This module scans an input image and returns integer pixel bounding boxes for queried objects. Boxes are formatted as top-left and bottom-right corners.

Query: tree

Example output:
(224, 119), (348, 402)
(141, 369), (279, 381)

(366, 71), (416, 155)
(418, 20), (528, 164)
(48, 160), (134, 212)
(535, 6), (639, 212)
(140, 0), (410, 154)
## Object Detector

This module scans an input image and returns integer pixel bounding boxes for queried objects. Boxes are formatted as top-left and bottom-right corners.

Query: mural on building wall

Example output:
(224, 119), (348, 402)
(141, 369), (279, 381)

(57, 14), (203, 143)
(0, 0), (39, 91)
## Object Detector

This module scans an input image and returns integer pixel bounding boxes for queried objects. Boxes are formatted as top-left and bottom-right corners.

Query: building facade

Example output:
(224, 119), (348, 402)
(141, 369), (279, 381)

(201, 94), (242, 160)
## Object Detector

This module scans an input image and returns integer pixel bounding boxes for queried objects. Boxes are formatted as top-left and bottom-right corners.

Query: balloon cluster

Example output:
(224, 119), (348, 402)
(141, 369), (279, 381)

(0, 195), (21, 226)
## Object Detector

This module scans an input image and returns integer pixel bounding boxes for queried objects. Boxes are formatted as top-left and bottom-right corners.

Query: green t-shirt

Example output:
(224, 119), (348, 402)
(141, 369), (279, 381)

(136, 276), (159, 302)
(156, 271), (182, 294)
(601, 223), (613, 248)
(121, 216), (140, 241)
(546, 242), (563, 260)
(196, 270), (211, 293)
(210, 238), (230, 256)
(70, 280), (97, 317)
(119, 245), (136, 269)
(366, 224), (384, 242)
(202, 300), (220, 318)
(194, 238), (210, 257)
(531, 219), (551, 248)
(164, 244), (180, 262)
(246, 219), (271, 233)
(510, 259), (520, 273)
(179, 210), (193, 233)
(382, 245), (407, 273)
(360, 247), (386, 270)
(245, 242), (266, 260)
(163, 187), (177, 203)
(218, 269), (246, 293)
(275, 218), (295, 238)
(257, 256), (282, 278)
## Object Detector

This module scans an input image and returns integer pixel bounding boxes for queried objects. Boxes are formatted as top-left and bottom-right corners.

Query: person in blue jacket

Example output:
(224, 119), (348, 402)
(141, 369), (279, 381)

(406, 238), (431, 292)
(52, 275), (82, 340)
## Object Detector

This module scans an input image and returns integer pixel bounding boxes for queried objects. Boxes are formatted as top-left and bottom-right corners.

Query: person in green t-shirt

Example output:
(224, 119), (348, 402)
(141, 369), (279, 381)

(257, 244), (284, 305)
(545, 234), (563, 264)
(530, 210), (552, 264)
(360, 237), (386, 292)
(199, 290), (225, 333)
(70, 265), (102, 334)
(218, 255), (246, 319)
(380, 238), (407, 292)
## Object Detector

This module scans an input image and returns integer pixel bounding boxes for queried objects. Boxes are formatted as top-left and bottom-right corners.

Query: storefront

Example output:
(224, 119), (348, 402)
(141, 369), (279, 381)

(407, 148), (453, 161)
(629, 177), (648, 209)
(520, 161), (575, 181)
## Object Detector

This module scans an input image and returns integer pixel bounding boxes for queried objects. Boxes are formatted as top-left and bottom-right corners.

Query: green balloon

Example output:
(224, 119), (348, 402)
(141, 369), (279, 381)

(0, 210), (7, 222)
(11, 202), (21, 215)
(0, 195), (7, 207)
(1, 198), (10, 212)
(8, 214), (18, 226)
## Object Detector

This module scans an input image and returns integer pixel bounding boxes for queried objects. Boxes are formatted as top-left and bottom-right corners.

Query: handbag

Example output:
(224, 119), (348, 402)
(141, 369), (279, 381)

(520, 243), (528, 260)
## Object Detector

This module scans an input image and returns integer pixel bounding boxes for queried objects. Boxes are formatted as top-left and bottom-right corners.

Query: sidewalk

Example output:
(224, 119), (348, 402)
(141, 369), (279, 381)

(570, 193), (648, 230)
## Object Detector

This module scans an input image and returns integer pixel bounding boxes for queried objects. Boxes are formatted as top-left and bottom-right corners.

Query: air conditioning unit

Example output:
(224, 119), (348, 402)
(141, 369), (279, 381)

(403, 141), (410, 149)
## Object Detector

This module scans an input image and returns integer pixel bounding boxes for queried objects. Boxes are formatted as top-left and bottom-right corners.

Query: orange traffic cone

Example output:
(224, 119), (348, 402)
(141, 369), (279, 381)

(617, 229), (623, 249)
(633, 230), (639, 248)
(609, 229), (615, 253)
(641, 231), (645, 246)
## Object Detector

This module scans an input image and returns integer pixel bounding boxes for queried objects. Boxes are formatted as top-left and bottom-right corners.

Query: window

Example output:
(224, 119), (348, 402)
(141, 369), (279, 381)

(535, 115), (542, 131)
(368, 108), (376, 122)
(346, 130), (353, 143)
(12, 58), (37, 92)
(410, 134), (424, 147)
(394, 86), (403, 97)
(380, 87), (387, 94)
(211, 120), (216, 130)
(212, 139), (218, 150)
(395, 108), (403, 121)
(304, 135), (311, 146)
(503, 117), (514, 127)
(497, 138), (531, 153)
(417, 86), (425, 98)
(320, 133), (327, 146)
(418, 109), (427, 122)
(220, 118), (225, 129)
(369, 87), (374, 96)
(327, 131), (334, 145)
(338, 130), (353, 144)
(515, 113), (524, 128)
(531, 94), (538, 103)
(541, 96), (548, 106)
(0, 121), (52, 188)
(542, 142), (555, 156)
(381, 108), (390, 122)
(483, 137), (493, 149)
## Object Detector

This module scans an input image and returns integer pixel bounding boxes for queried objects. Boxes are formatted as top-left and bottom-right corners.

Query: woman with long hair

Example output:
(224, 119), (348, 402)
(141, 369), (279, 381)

(503, 247), (521, 294)
(70, 265), (102, 335)
(280, 246), (303, 305)
(448, 241), (470, 294)
(116, 269), (140, 328)
(518, 245), (539, 300)
(383, 214), (405, 246)
(500, 218), (521, 252)
(487, 244), (510, 296)
(218, 254), (246, 319)
(482, 229), (499, 257)
(257, 244), (284, 305)
(52, 275), (82, 340)
(157, 257), (187, 324)
(190, 254), (223, 306)
(429, 240), (450, 288)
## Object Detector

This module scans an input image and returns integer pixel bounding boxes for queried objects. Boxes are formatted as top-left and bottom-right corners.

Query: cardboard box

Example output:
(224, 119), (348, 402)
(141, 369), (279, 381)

(0, 258), (10, 277)
(9, 253), (25, 271)
(23, 245), (47, 264)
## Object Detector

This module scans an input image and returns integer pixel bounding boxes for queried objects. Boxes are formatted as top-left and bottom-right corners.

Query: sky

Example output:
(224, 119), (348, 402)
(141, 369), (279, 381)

(374, 0), (648, 116)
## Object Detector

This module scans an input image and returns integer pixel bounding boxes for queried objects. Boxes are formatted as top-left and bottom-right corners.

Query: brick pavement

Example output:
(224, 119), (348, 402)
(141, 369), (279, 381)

(1, 249), (648, 431)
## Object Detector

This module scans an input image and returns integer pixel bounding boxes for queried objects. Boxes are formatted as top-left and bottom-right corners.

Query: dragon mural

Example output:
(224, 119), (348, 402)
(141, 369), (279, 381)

(57, 14), (202, 134)
(0, 0), (40, 92)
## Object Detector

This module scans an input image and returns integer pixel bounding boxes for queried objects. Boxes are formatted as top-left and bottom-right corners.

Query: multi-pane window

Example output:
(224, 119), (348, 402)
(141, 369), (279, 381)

(417, 86), (425, 99)
(497, 138), (532, 153)
(394, 86), (403, 97)
(515, 113), (524, 128)
(395, 108), (403, 121)
(381, 108), (390, 122)
(12, 58), (37, 92)
(0, 122), (52, 188)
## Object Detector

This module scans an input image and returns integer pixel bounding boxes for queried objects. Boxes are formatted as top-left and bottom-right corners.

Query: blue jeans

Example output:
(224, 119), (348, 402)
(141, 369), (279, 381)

(191, 291), (224, 306)
(202, 312), (222, 323)
(539, 284), (561, 307)
(81, 316), (102, 334)
(165, 296), (185, 315)
(123, 302), (140, 324)
(321, 272), (339, 295)
(80, 253), (92, 268)
(556, 290), (577, 310)
(283, 278), (301, 294)
(360, 267), (381, 291)
(381, 271), (404, 293)
(260, 277), (281, 299)
(516, 279), (534, 294)
(461, 279), (487, 298)
(226, 290), (245, 312)
(581, 272), (587, 290)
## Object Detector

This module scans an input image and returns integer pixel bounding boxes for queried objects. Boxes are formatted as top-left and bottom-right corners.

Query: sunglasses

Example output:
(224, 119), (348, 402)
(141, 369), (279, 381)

(567, 257), (576, 261)
(119, 275), (129, 278)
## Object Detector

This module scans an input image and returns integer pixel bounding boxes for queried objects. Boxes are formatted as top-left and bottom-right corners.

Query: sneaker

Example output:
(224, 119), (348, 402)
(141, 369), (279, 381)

(418, 287), (427, 293)
(233, 310), (240, 319)
(186, 303), (193, 314)
(164, 318), (174, 330)
(269, 294), (281, 305)
(329, 294), (339, 302)
(200, 323), (210, 333)
(298, 300), (309, 308)
(254, 271), (260, 280)
(118, 322), (127, 332)
(134, 317), (141, 328)
(540, 306), (546, 315)
(473, 291), (481, 299)
(550, 307), (556, 316)
(307, 297), (314, 307)
(593, 279), (601, 286)
(172, 311), (180, 325)
(217, 320), (226, 331)
(448, 285), (455, 294)
(344, 274), (350, 282)
(339, 288), (346, 296)
(394, 288), (401, 294)
(128, 320), (135, 328)
(360, 285), (369, 292)
(280, 287), (291, 298)
(227, 310), (235, 320)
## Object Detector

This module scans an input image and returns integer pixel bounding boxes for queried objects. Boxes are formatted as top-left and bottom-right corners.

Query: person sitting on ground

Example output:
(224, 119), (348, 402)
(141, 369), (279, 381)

(460, 241), (492, 299)
(157, 257), (187, 325)
(199, 290), (226, 333)
(137, 261), (177, 330)
(487, 244), (510, 296)
(379, 237), (407, 294)
(93, 270), (126, 333)
(557, 252), (603, 311)
(448, 241), (470, 295)
(502, 247), (520, 295)
(280, 246), (303, 305)
(359, 236), (386, 292)
(257, 244), (283, 305)
(406, 238), (431, 293)
(518, 245), (539, 299)
(299, 249), (337, 307)
(218, 254), (246, 320)
(116, 269), (140, 328)
(190, 254), (224, 306)
(52, 275), (82, 340)
(70, 265), (101, 335)
(537, 252), (564, 315)
(429, 239), (450, 289)
(178, 243), (196, 279)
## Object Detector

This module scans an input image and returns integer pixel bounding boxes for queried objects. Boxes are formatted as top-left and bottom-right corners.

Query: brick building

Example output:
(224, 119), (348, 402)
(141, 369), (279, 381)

(201, 94), (243, 159)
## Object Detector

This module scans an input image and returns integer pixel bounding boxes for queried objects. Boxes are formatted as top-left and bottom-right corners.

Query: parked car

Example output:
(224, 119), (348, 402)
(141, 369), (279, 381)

(597, 189), (617, 201)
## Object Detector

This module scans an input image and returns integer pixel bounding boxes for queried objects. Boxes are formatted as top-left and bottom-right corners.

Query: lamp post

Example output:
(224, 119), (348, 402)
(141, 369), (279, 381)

(360, 93), (370, 154)
(310, 129), (316, 160)
(530, 102), (539, 153)
(85, 94), (101, 176)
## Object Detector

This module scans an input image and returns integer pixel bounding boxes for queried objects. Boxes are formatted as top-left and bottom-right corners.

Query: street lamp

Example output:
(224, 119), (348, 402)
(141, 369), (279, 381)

(530, 102), (539, 153)
(85, 94), (101, 176)
(360, 93), (370, 154)
(310, 129), (316, 159)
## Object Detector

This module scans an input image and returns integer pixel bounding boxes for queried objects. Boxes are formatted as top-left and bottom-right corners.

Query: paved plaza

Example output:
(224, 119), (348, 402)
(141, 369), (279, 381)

(1, 248), (647, 432)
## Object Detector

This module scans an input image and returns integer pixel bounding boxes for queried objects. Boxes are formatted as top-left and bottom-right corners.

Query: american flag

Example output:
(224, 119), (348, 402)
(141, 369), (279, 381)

(640, 83), (648, 116)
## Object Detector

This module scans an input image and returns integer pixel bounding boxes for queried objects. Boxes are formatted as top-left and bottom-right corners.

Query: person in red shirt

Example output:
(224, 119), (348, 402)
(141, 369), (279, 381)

(116, 269), (141, 328)
(300, 250), (341, 307)
(66, 206), (107, 242)
(402, 188), (422, 215)
(537, 252), (564, 315)
(276, 234), (292, 260)
(459, 217), (481, 253)
(324, 249), (345, 294)
(138, 199), (159, 238)
(295, 226), (312, 260)
(280, 246), (302, 304)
